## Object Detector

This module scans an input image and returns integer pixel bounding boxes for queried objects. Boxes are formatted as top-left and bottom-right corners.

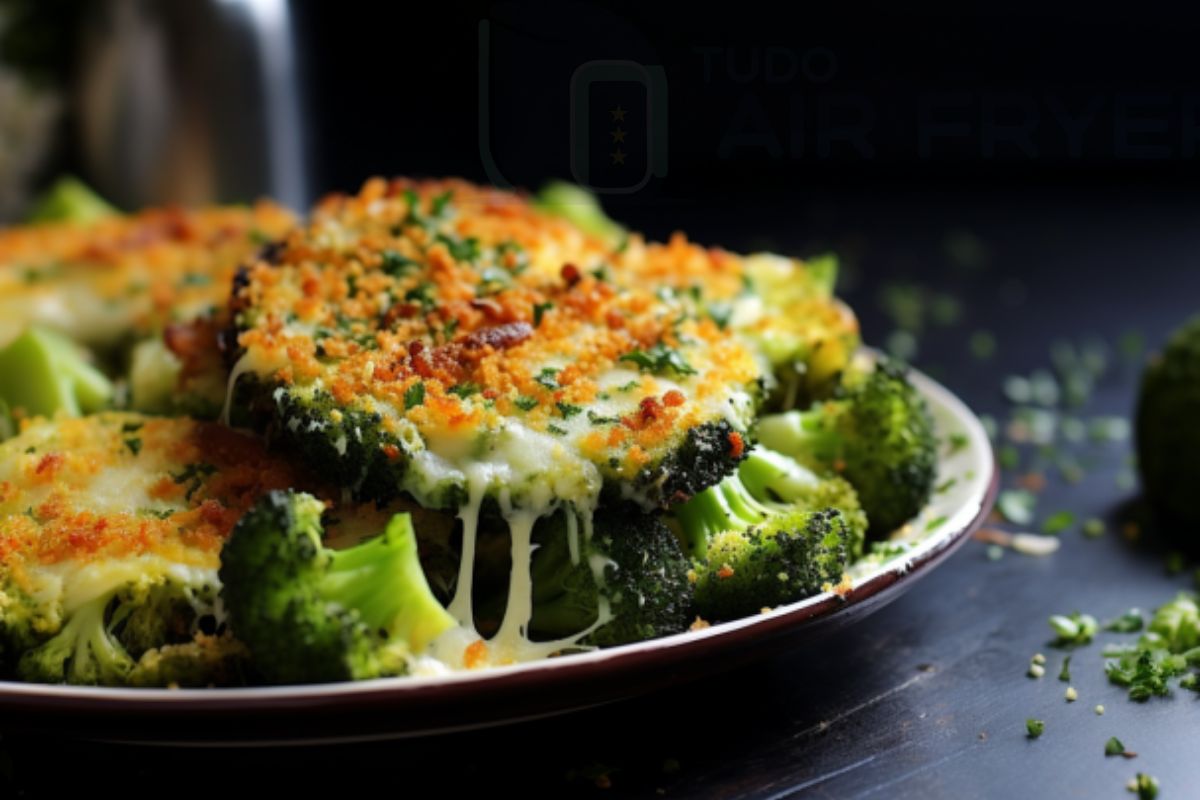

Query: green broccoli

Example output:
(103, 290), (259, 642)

(1137, 315), (1200, 534)
(11, 571), (232, 686)
(524, 505), (695, 647)
(533, 181), (626, 248)
(26, 176), (119, 224)
(672, 447), (862, 621)
(218, 490), (457, 684)
(755, 358), (936, 535)
(0, 326), (113, 423)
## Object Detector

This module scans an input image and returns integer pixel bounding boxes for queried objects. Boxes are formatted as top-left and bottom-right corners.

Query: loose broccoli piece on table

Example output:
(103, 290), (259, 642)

(526, 506), (695, 647)
(1137, 315), (1200, 534)
(756, 358), (936, 536)
(673, 448), (859, 620)
(218, 490), (456, 684)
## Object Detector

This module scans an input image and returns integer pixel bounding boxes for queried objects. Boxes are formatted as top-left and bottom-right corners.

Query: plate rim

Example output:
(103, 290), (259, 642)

(0, 363), (998, 723)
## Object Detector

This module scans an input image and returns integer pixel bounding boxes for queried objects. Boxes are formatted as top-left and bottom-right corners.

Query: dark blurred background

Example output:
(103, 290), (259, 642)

(5, 3), (1200, 220)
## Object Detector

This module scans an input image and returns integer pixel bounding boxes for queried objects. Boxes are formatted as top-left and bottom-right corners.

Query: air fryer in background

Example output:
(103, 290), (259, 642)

(75, 0), (308, 211)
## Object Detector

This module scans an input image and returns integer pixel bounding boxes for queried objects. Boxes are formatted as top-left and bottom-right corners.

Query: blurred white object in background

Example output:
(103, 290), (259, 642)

(77, 0), (308, 210)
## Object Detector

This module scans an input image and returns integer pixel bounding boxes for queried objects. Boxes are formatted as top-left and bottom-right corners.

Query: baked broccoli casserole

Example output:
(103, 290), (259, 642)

(0, 178), (936, 686)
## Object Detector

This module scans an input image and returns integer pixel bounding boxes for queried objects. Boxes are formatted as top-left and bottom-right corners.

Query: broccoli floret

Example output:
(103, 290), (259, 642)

(533, 181), (626, 248)
(128, 633), (250, 688)
(525, 506), (695, 647)
(1137, 316), (1200, 534)
(0, 327), (113, 421)
(756, 358), (936, 536)
(673, 448), (859, 621)
(626, 419), (751, 509)
(26, 176), (119, 224)
(11, 572), (229, 686)
(218, 490), (456, 684)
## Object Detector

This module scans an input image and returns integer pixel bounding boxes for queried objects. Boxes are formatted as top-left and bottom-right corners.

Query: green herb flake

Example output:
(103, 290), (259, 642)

(404, 381), (426, 410)
(556, 402), (582, 419)
(535, 368), (561, 391)
(998, 445), (1020, 471)
(587, 410), (620, 426)
(1025, 718), (1045, 738)
(533, 302), (554, 328)
(1104, 610), (1144, 633)
(380, 250), (418, 276)
(708, 302), (733, 330)
(514, 395), (538, 411)
(1105, 737), (1134, 757)
(945, 432), (969, 454)
(618, 342), (697, 377)
(1041, 510), (1076, 536)
(547, 424), (568, 436)
(924, 515), (948, 532)
(1058, 655), (1072, 682)
(1082, 518), (1106, 538)
(430, 190), (454, 217)
(935, 477), (958, 494)
(123, 437), (142, 456)
(448, 383), (481, 398)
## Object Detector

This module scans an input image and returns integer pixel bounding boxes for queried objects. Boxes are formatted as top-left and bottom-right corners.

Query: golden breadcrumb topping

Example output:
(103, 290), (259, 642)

(0, 201), (296, 346)
(233, 178), (761, 484)
(0, 413), (311, 583)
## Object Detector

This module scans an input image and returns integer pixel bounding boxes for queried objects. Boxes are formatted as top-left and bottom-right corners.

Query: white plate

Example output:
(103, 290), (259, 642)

(0, 363), (997, 744)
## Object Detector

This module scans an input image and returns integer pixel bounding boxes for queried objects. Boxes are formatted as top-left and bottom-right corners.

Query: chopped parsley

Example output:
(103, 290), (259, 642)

(556, 402), (582, 419)
(535, 368), (561, 390)
(1105, 737), (1136, 758)
(435, 233), (480, 263)
(404, 382), (426, 410)
(1104, 610), (1144, 633)
(935, 477), (958, 494)
(381, 250), (419, 276)
(587, 410), (621, 426)
(514, 395), (538, 411)
(707, 302), (733, 330)
(924, 515), (948, 532)
(619, 343), (697, 377)
(171, 462), (217, 502)
(1058, 655), (1072, 682)
(945, 432), (969, 454)
(547, 423), (568, 436)
(1025, 718), (1045, 738)
(430, 190), (454, 217)
(123, 437), (142, 456)
(405, 283), (437, 310)
(533, 301), (554, 328)
(448, 382), (481, 398)
(1041, 510), (1076, 535)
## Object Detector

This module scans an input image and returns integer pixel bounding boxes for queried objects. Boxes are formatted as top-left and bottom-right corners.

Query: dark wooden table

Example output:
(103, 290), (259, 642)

(4, 186), (1197, 799)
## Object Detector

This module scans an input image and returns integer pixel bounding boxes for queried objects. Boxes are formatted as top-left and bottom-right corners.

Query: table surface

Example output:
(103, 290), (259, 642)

(3, 186), (1198, 799)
